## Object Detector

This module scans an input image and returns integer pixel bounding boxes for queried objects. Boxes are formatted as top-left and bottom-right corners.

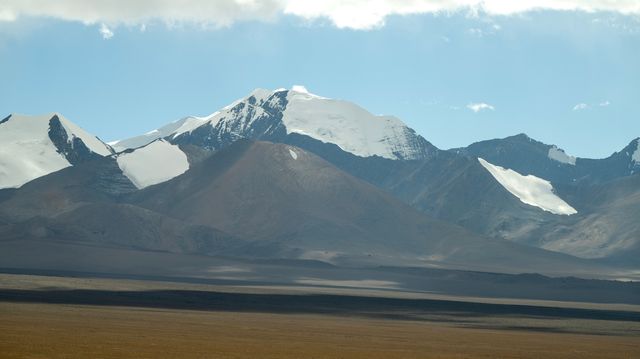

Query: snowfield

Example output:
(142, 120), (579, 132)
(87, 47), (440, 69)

(478, 158), (577, 215)
(116, 140), (189, 189)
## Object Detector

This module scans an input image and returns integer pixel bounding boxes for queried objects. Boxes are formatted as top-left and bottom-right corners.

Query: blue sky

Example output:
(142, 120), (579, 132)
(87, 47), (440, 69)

(1, 2), (639, 158)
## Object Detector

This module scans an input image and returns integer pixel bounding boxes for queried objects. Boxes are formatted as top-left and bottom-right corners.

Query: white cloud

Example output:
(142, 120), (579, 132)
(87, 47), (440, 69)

(573, 103), (589, 111)
(573, 101), (611, 111)
(468, 28), (484, 37)
(284, 1), (640, 29)
(0, 1), (639, 30)
(467, 102), (495, 113)
(0, 8), (16, 21)
(99, 23), (113, 39)
(0, 0), (282, 28)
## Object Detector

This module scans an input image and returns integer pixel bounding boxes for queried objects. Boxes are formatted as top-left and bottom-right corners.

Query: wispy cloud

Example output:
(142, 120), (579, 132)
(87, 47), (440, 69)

(573, 101), (611, 111)
(99, 23), (113, 39)
(467, 102), (495, 113)
(573, 103), (589, 111)
(0, 1), (639, 31)
(468, 28), (484, 37)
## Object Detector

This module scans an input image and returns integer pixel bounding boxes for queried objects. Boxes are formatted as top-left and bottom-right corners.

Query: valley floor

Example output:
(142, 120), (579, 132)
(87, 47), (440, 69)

(0, 274), (639, 358)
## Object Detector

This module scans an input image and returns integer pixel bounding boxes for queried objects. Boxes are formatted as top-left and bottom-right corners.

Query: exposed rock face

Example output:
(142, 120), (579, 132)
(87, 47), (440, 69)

(48, 115), (104, 165)
(173, 90), (289, 150)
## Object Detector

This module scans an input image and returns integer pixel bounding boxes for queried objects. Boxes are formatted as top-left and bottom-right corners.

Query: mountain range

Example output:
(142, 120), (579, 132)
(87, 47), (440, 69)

(1, 86), (638, 279)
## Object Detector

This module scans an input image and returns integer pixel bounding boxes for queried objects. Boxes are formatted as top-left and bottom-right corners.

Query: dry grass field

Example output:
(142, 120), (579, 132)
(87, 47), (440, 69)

(1, 302), (639, 359)
(1, 274), (639, 359)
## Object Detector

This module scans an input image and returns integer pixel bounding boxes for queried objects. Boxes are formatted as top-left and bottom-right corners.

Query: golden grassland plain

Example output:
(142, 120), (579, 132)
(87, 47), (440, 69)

(1, 302), (639, 359)
(0, 274), (639, 359)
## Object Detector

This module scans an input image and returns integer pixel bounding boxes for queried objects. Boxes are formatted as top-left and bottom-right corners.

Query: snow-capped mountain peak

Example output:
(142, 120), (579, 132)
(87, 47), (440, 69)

(117, 87), (437, 161)
(53, 113), (113, 157)
(104, 80), (441, 184)
(282, 87), (428, 159)
(0, 113), (113, 189)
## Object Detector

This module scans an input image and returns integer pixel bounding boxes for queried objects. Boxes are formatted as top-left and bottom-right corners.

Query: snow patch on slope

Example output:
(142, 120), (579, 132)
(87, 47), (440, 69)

(282, 87), (422, 160)
(478, 158), (577, 215)
(548, 146), (576, 165)
(632, 139), (640, 163)
(57, 114), (112, 156)
(0, 114), (71, 188)
(116, 140), (189, 189)
(289, 148), (298, 160)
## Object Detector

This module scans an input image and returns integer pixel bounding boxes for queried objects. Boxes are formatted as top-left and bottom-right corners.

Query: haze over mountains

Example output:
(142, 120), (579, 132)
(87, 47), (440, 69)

(1, 86), (638, 280)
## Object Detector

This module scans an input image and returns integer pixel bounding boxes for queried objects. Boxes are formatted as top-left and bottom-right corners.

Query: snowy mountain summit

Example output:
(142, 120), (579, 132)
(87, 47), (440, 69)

(0, 113), (113, 189)
(281, 86), (433, 160)
(112, 86), (437, 161)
